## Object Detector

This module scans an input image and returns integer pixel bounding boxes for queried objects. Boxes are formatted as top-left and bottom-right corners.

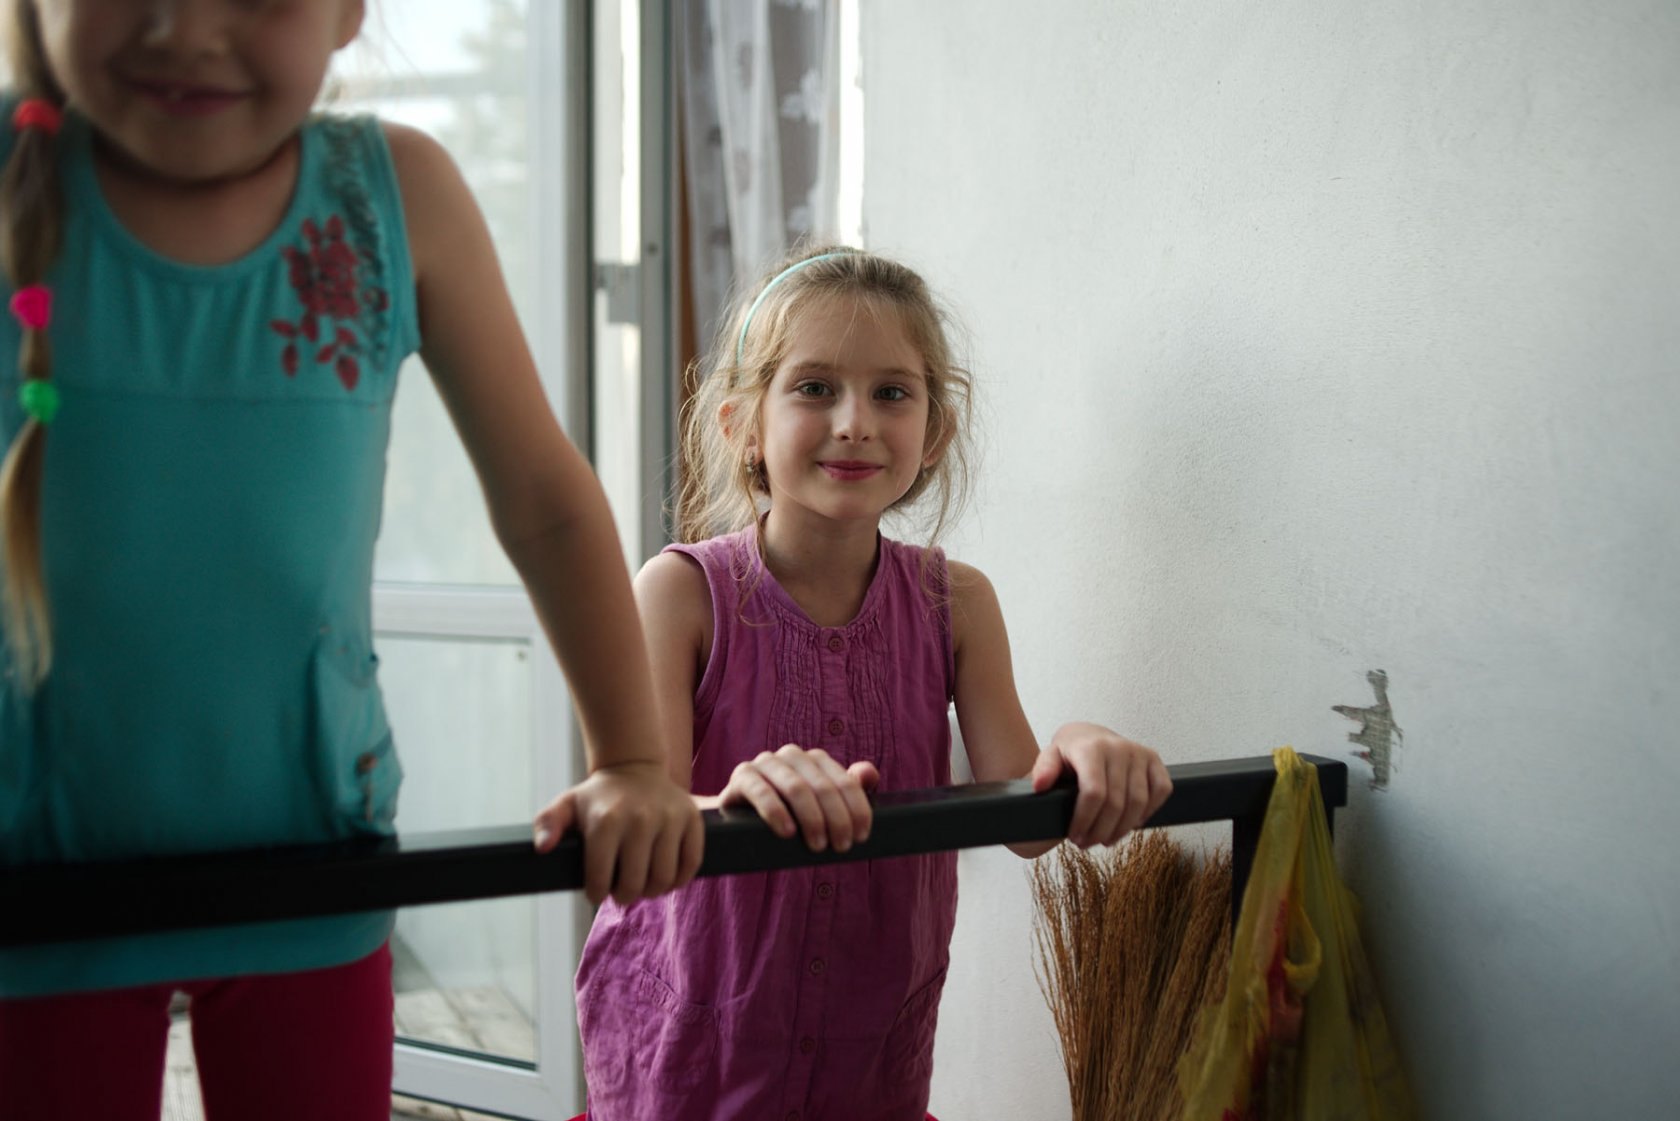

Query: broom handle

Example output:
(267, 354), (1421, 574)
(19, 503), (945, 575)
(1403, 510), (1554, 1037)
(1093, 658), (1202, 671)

(0, 754), (1346, 947)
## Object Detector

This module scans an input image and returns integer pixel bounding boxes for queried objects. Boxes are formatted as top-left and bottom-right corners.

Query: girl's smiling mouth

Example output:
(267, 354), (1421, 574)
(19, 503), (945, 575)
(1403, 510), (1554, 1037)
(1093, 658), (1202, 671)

(820, 461), (885, 480)
(126, 78), (249, 118)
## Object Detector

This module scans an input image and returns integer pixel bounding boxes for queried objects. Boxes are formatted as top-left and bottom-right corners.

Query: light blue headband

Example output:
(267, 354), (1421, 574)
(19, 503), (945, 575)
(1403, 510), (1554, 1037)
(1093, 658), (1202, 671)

(736, 251), (855, 363)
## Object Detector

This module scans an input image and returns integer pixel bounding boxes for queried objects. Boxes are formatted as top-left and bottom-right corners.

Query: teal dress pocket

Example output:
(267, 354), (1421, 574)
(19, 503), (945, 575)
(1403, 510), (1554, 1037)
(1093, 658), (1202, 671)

(309, 637), (401, 836)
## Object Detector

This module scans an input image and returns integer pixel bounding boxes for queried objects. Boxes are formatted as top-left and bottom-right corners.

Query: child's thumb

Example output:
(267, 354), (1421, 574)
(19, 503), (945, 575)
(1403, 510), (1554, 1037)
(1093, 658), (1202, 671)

(533, 792), (575, 852)
(1030, 744), (1065, 793)
(847, 761), (881, 792)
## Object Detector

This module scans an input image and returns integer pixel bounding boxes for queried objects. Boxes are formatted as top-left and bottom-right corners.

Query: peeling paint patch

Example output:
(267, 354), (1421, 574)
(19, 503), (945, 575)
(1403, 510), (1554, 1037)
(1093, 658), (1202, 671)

(1333, 670), (1402, 789)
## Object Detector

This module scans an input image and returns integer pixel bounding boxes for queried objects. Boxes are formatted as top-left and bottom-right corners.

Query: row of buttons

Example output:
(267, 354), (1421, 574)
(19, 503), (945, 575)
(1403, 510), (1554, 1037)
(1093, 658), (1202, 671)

(825, 634), (847, 739)
(786, 1030), (820, 1121)
(792, 873), (837, 1119)
(824, 635), (847, 757)
(789, 868), (838, 1121)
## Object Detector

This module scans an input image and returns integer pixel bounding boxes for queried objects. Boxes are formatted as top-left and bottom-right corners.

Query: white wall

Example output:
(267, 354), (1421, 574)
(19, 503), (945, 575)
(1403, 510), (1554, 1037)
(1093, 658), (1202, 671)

(863, 2), (1680, 1118)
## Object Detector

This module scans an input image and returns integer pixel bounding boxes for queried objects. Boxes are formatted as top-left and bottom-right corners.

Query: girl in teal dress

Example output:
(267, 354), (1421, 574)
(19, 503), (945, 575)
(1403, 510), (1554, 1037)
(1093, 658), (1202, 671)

(0, 2), (699, 1118)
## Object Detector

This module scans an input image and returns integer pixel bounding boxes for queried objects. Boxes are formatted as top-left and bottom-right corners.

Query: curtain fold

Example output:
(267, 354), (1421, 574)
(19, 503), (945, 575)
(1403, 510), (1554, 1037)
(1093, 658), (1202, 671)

(681, 0), (841, 353)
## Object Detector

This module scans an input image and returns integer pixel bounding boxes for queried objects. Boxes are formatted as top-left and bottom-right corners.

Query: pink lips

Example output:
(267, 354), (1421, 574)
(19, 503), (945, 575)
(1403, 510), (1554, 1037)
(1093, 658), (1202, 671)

(820, 461), (884, 481)
(128, 78), (249, 118)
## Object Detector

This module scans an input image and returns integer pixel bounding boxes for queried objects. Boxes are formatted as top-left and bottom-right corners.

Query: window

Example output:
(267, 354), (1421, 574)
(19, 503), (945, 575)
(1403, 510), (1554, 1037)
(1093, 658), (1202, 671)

(333, 2), (603, 1114)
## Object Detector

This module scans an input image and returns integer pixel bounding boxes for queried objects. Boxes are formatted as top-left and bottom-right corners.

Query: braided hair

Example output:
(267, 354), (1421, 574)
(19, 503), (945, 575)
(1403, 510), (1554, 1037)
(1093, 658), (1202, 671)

(1, 0), (69, 689)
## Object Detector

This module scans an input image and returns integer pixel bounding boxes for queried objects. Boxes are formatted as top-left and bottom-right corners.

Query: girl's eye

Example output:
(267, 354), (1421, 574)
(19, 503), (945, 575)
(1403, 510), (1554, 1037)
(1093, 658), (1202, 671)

(793, 382), (831, 398)
(877, 385), (910, 401)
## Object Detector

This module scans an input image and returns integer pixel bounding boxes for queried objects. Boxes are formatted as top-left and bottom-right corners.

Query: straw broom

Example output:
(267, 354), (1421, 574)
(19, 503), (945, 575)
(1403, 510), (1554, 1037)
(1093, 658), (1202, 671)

(1031, 832), (1232, 1121)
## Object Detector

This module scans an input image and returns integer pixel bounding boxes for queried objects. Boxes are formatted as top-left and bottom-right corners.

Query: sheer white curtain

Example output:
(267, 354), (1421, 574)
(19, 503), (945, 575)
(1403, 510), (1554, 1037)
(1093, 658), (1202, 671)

(681, 0), (842, 349)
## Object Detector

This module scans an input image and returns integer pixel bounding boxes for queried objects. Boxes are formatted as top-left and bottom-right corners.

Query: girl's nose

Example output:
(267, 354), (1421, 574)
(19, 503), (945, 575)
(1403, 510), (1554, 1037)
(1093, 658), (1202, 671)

(832, 394), (872, 441)
(143, 0), (231, 56)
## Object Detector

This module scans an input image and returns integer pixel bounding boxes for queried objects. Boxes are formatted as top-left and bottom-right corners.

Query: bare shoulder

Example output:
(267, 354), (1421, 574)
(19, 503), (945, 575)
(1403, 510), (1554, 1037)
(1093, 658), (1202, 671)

(945, 557), (992, 593)
(377, 120), (478, 275)
(946, 557), (1001, 609)
(379, 119), (456, 183)
(635, 551), (708, 608)
(944, 558), (1005, 649)
(379, 120), (460, 198)
(635, 551), (711, 630)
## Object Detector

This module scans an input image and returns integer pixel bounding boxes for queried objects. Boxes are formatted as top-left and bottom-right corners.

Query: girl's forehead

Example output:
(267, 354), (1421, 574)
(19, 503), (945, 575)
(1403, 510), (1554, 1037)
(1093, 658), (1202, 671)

(779, 295), (926, 374)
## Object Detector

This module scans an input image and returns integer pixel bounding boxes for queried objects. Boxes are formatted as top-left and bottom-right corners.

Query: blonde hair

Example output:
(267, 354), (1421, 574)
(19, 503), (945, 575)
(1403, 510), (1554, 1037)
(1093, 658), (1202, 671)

(677, 246), (975, 547)
(1, 0), (67, 689)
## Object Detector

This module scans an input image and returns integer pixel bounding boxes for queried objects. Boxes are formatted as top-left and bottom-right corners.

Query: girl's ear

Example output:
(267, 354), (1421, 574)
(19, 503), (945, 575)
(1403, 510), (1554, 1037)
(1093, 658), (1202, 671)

(720, 401), (762, 457)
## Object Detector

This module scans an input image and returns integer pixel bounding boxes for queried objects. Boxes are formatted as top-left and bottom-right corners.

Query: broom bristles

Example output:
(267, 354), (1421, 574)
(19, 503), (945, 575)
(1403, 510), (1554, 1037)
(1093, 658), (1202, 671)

(1032, 833), (1232, 1121)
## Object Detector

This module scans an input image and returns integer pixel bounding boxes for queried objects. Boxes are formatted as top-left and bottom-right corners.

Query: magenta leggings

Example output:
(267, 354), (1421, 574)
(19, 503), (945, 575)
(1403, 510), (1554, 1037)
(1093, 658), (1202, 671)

(0, 943), (393, 1121)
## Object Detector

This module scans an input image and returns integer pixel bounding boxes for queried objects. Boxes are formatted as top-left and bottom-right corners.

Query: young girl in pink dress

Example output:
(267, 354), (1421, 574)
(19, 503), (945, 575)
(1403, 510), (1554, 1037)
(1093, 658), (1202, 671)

(574, 247), (1173, 1120)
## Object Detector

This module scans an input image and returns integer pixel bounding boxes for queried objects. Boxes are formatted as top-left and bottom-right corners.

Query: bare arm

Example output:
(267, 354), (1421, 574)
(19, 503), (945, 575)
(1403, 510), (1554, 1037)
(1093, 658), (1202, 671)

(632, 552), (709, 791)
(386, 122), (700, 902)
(949, 560), (1171, 856)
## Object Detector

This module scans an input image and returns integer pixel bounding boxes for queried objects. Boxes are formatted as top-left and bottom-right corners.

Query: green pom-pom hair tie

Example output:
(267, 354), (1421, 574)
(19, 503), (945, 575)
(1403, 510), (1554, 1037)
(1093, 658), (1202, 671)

(19, 380), (59, 425)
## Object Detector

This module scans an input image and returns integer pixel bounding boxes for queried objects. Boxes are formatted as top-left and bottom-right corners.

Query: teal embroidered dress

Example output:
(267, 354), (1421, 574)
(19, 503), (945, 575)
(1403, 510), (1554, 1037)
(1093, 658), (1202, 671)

(0, 104), (419, 997)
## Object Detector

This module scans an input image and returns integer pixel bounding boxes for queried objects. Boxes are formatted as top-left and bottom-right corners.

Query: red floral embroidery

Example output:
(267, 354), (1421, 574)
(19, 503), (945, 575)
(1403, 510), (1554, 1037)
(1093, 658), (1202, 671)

(271, 214), (382, 391)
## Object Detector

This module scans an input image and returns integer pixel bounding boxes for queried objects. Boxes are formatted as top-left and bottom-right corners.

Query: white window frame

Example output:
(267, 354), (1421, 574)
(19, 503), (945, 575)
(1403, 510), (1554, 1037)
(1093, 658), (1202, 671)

(377, 2), (597, 1115)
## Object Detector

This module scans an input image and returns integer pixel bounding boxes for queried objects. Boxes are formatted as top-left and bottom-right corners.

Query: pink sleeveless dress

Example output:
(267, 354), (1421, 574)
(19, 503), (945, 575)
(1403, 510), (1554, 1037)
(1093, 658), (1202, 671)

(576, 527), (958, 1121)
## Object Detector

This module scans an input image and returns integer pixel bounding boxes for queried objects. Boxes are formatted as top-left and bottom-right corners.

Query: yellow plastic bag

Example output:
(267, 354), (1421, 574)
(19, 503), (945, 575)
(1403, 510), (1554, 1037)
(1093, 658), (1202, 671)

(1178, 748), (1414, 1121)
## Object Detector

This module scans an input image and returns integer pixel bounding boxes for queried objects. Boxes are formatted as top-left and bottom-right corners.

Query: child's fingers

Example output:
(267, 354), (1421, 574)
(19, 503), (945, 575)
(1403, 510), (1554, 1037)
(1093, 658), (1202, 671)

(676, 801), (705, 887)
(723, 761), (798, 838)
(1095, 751), (1143, 844)
(1147, 756), (1174, 818)
(1084, 748), (1130, 846)
(762, 747), (849, 852)
(609, 822), (657, 905)
(843, 761), (879, 843)
(725, 749), (871, 852)
(1120, 751), (1157, 837)
(806, 749), (871, 848)
(1067, 751), (1108, 847)
(582, 813), (623, 906)
(643, 812), (688, 898)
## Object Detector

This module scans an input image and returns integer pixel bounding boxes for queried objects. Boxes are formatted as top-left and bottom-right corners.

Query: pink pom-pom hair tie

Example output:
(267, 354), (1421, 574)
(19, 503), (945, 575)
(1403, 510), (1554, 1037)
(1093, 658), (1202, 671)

(11, 98), (63, 136)
(9, 285), (51, 331)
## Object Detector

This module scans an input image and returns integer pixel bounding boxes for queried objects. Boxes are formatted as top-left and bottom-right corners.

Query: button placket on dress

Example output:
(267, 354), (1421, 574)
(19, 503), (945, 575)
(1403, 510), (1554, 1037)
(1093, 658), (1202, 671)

(782, 628), (852, 1118)
(777, 624), (864, 1117)
(782, 869), (841, 1116)
(818, 627), (853, 760)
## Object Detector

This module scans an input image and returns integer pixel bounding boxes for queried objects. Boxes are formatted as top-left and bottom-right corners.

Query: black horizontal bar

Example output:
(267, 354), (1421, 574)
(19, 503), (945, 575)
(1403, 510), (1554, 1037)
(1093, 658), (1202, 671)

(0, 754), (1345, 948)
